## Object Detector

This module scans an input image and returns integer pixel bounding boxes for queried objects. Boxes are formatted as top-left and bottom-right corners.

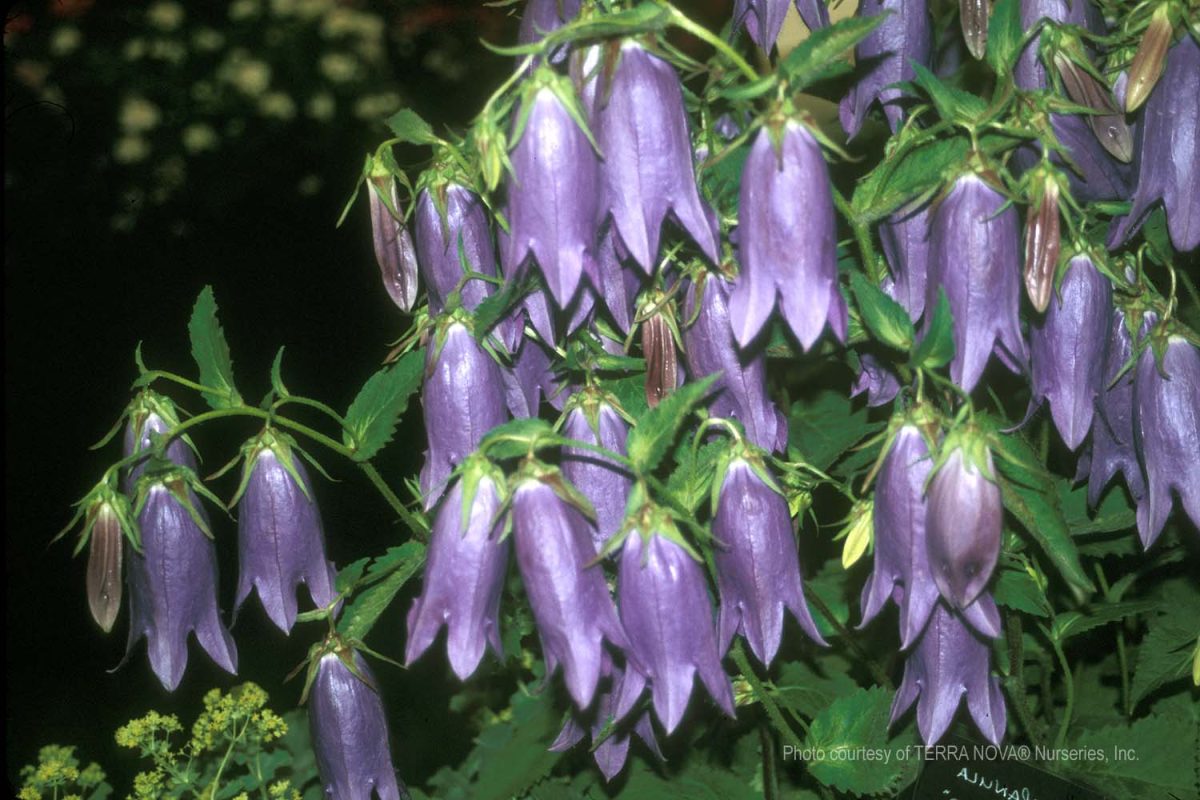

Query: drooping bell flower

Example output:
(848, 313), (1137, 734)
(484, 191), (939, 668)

(419, 321), (509, 508)
(511, 473), (629, 710)
(309, 650), (408, 800)
(618, 511), (735, 733)
(1086, 309), (1146, 507)
(731, 0), (789, 52)
(1133, 335), (1200, 548)
(795, 0), (830, 31)
(504, 75), (599, 306)
(122, 394), (196, 490)
(502, 335), (558, 419)
(925, 434), (1002, 610)
(367, 171), (418, 312)
(560, 393), (632, 554)
(406, 461), (508, 680)
(125, 476), (237, 691)
(588, 224), (642, 334)
(413, 180), (497, 314)
(1029, 255), (1112, 450)
(879, 201), (931, 321)
(1109, 35), (1200, 253)
(730, 120), (847, 350)
(924, 173), (1027, 393)
(683, 273), (787, 452)
(851, 354), (901, 408)
(1014, 0), (1101, 90)
(713, 456), (826, 666)
(518, 0), (582, 59)
(840, 0), (931, 138)
(593, 41), (719, 273)
(234, 432), (337, 633)
(889, 602), (1007, 745)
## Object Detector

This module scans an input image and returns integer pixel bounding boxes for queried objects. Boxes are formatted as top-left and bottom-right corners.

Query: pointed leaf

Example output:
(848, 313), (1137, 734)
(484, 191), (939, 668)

(626, 374), (718, 474)
(343, 348), (425, 461)
(188, 286), (242, 410)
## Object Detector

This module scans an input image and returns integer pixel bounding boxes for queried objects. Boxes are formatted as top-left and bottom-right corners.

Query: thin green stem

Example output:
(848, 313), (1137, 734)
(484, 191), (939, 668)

(271, 395), (349, 428)
(660, 1), (760, 82)
(834, 190), (883, 285)
(359, 462), (427, 541)
(134, 370), (213, 394)
(731, 642), (805, 752)
(207, 719), (247, 798)
(1003, 611), (1048, 749)
(804, 590), (892, 689)
(1047, 633), (1075, 750)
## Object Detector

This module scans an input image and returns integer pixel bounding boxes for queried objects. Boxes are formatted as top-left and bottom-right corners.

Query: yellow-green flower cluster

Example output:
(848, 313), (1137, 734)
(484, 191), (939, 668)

(188, 683), (287, 755)
(18, 745), (108, 800)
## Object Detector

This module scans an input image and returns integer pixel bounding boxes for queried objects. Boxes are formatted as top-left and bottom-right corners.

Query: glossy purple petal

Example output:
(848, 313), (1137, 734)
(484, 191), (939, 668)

(1087, 310), (1146, 507)
(924, 174), (1027, 392)
(413, 184), (497, 314)
(309, 653), (407, 800)
(125, 484), (237, 691)
(505, 87), (599, 306)
(561, 400), (632, 553)
(1133, 337), (1200, 548)
(368, 181), (418, 312)
(1109, 36), (1200, 252)
(419, 323), (509, 508)
(795, 0), (830, 30)
(852, 354), (902, 408)
(123, 410), (196, 491)
(502, 336), (557, 419)
(731, 0), (789, 51)
(618, 531), (735, 733)
(714, 460), (826, 666)
(518, 0), (582, 60)
(731, 123), (846, 350)
(512, 479), (628, 710)
(926, 447), (1001, 610)
(683, 275), (787, 452)
(1030, 255), (1112, 450)
(879, 201), (931, 321)
(406, 475), (508, 680)
(1013, 0), (1102, 91)
(235, 450), (336, 633)
(840, 0), (931, 138)
(889, 602), (1006, 745)
(594, 42), (719, 272)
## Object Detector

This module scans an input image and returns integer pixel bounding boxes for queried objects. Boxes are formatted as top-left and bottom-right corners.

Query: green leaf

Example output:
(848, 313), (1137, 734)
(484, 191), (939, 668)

(804, 559), (852, 642)
(851, 137), (970, 223)
(342, 348), (425, 461)
(188, 286), (242, 410)
(851, 272), (915, 350)
(1059, 479), (1136, 535)
(1061, 709), (1200, 800)
(1131, 584), (1200, 706)
(1051, 600), (1158, 642)
(666, 438), (723, 513)
(626, 375), (718, 474)
(992, 564), (1052, 617)
(803, 686), (920, 797)
(472, 278), (531, 342)
(910, 289), (955, 369)
(384, 108), (435, 144)
(787, 390), (878, 472)
(770, 654), (861, 720)
(337, 542), (425, 641)
(479, 417), (559, 460)
(986, 0), (1023, 76)
(780, 13), (889, 92)
(599, 373), (649, 420)
(911, 62), (988, 122)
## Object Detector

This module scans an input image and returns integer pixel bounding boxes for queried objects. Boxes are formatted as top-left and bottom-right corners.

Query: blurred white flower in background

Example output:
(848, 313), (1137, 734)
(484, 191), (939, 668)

(222, 53), (273, 96)
(49, 27), (82, 57)
(306, 92), (336, 121)
(191, 28), (224, 52)
(147, 2), (185, 32)
(353, 92), (400, 120)
(258, 91), (297, 120)
(182, 124), (219, 153)
(229, 0), (261, 22)
(119, 96), (162, 133)
(114, 136), (151, 164)
(318, 52), (359, 83)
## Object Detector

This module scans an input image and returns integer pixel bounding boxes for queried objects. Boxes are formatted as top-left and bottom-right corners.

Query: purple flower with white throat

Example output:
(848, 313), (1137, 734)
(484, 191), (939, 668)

(511, 473), (629, 710)
(560, 393), (632, 554)
(1030, 255), (1112, 450)
(730, 120), (847, 350)
(125, 475), (237, 692)
(593, 41), (719, 273)
(618, 512), (735, 733)
(713, 456), (825, 666)
(924, 173), (1027, 393)
(234, 431), (336, 633)
(413, 180), (497, 314)
(890, 602), (1006, 745)
(505, 76), (600, 306)
(406, 461), (508, 680)
(1133, 335), (1200, 548)
(840, 0), (931, 138)
(683, 273), (787, 452)
(309, 649), (408, 800)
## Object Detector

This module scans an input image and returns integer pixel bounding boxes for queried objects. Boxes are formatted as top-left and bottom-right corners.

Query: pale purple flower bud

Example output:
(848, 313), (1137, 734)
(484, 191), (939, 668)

(1030, 255), (1112, 450)
(618, 529), (735, 733)
(368, 179), (419, 312)
(406, 474), (508, 679)
(1133, 336), (1200, 548)
(683, 275), (787, 452)
(926, 444), (1002, 610)
(593, 42), (719, 272)
(730, 122), (847, 350)
(309, 652), (408, 800)
(419, 323), (509, 508)
(840, 0), (931, 138)
(879, 202), (931, 320)
(714, 459), (825, 667)
(512, 478), (629, 709)
(505, 86), (599, 306)
(852, 354), (902, 408)
(561, 399), (632, 553)
(123, 409), (196, 491)
(235, 448), (336, 633)
(889, 602), (1006, 745)
(413, 184), (497, 314)
(1086, 310), (1146, 507)
(924, 174), (1027, 393)
(125, 483), (237, 691)
(1109, 36), (1200, 253)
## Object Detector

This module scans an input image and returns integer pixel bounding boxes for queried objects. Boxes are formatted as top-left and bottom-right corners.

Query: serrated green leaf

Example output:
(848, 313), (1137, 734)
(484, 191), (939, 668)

(335, 557), (371, 594)
(1059, 479), (1136, 535)
(384, 108), (435, 144)
(851, 272), (914, 350)
(618, 750), (763, 800)
(626, 375), (717, 474)
(780, 13), (889, 92)
(342, 348), (425, 461)
(1061, 711), (1199, 799)
(599, 373), (649, 420)
(770, 654), (860, 719)
(1131, 585), (1200, 706)
(911, 62), (988, 121)
(337, 542), (425, 641)
(451, 690), (564, 800)
(803, 686), (920, 797)
(1051, 600), (1158, 642)
(666, 438), (724, 513)
(787, 390), (879, 472)
(986, 0), (1023, 76)
(851, 137), (970, 223)
(910, 289), (955, 369)
(188, 286), (242, 410)
(993, 565), (1052, 617)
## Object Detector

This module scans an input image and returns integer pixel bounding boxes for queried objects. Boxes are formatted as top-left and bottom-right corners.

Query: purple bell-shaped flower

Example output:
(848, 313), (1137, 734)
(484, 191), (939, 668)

(840, 0), (931, 138)
(234, 432), (337, 633)
(879, 202), (932, 322)
(309, 650), (408, 800)
(405, 463), (509, 680)
(1086, 309), (1147, 507)
(413, 181), (498, 314)
(730, 121), (847, 350)
(122, 395), (196, 490)
(925, 173), (1027, 392)
(731, 0), (790, 52)
(851, 354), (902, 408)
(560, 393), (632, 554)
(518, 0), (581, 58)
(713, 457), (826, 666)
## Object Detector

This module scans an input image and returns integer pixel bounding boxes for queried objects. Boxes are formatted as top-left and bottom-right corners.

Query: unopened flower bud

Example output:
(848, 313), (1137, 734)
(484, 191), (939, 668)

(1023, 176), (1061, 313)
(367, 174), (418, 312)
(86, 501), (123, 633)
(1052, 53), (1133, 163)
(641, 310), (678, 409)
(959, 0), (990, 61)
(1124, 5), (1173, 113)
